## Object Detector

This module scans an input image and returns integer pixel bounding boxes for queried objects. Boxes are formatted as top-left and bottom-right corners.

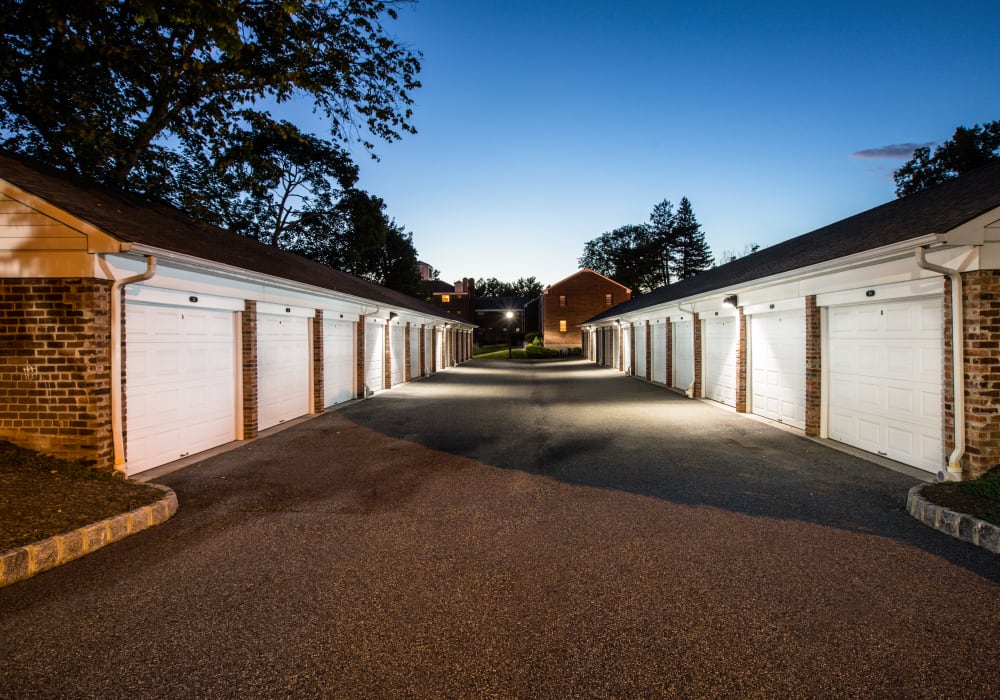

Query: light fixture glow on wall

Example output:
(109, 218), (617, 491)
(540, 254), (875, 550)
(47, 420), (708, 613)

(722, 295), (738, 308)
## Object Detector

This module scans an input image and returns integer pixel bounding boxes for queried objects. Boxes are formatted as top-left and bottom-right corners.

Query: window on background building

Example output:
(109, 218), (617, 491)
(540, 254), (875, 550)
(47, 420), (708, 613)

(559, 295), (567, 307)
(605, 293), (613, 306)
(559, 320), (567, 332)
(441, 294), (450, 302)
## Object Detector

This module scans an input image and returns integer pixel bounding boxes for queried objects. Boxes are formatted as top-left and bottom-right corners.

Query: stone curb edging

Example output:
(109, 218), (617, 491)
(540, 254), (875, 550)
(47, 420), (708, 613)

(906, 485), (1000, 554)
(0, 484), (178, 589)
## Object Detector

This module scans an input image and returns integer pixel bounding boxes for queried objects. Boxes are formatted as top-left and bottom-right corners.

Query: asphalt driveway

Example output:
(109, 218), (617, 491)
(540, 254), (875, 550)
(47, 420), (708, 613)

(2, 359), (999, 697)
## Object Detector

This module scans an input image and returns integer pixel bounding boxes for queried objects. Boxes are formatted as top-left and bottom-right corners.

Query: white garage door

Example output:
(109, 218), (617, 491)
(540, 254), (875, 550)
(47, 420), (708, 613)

(672, 320), (694, 391)
(409, 325), (421, 379)
(622, 325), (632, 374)
(635, 324), (647, 378)
(650, 323), (666, 384)
(612, 326), (621, 369)
(125, 303), (236, 475)
(435, 328), (445, 370)
(323, 318), (354, 407)
(750, 309), (806, 429)
(828, 297), (943, 472)
(703, 316), (739, 406)
(258, 313), (310, 430)
(390, 323), (405, 386)
(365, 321), (385, 394)
(423, 327), (433, 375)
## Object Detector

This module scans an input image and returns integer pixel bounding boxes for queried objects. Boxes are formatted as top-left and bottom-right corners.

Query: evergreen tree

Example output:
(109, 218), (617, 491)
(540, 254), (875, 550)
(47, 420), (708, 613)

(669, 197), (712, 280)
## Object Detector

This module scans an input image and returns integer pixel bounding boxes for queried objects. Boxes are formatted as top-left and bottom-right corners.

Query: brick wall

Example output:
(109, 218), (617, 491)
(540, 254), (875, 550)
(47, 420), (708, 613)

(946, 272), (1000, 478)
(404, 322), (411, 382)
(543, 271), (630, 348)
(242, 301), (259, 439)
(646, 319), (653, 382)
(311, 310), (324, 413)
(735, 308), (747, 413)
(0, 278), (114, 467)
(692, 313), (702, 397)
(804, 296), (821, 437)
(355, 315), (366, 398)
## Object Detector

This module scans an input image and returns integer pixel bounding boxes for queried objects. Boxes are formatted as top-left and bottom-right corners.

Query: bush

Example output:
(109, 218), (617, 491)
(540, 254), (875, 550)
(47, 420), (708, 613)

(525, 344), (560, 358)
(531, 335), (543, 346)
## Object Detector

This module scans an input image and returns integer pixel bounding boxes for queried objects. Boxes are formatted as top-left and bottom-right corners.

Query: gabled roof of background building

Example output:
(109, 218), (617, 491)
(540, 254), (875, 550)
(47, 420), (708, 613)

(546, 268), (632, 294)
(0, 151), (462, 322)
(585, 161), (1000, 323)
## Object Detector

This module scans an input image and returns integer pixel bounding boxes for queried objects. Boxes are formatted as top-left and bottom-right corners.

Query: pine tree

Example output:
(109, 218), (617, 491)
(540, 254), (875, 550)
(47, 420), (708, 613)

(670, 197), (712, 280)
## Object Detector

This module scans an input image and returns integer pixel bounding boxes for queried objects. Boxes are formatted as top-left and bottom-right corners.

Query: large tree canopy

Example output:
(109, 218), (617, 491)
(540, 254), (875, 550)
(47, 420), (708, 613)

(578, 197), (712, 294)
(893, 121), (1000, 197)
(0, 0), (427, 296)
(0, 0), (421, 190)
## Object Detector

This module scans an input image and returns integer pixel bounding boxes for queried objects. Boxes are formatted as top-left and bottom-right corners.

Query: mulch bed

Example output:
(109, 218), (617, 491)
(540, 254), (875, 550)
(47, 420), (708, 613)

(920, 482), (1000, 525)
(0, 442), (162, 552)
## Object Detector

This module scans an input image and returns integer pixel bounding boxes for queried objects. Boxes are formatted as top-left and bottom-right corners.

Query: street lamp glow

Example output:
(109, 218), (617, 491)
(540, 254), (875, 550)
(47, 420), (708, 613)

(505, 311), (513, 319)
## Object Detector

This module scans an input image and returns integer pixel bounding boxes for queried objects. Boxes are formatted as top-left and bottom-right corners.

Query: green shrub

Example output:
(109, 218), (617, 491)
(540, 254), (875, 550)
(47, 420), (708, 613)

(531, 335), (543, 346)
(525, 344), (560, 358)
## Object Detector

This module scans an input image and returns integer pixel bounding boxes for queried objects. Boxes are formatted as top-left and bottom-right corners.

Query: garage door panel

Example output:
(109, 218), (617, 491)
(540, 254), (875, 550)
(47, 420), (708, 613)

(650, 324), (666, 384)
(126, 304), (237, 475)
(324, 319), (354, 407)
(750, 310), (806, 429)
(703, 317), (738, 406)
(635, 325), (647, 377)
(258, 315), (310, 430)
(828, 297), (943, 472)
(672, 321), (694, 389)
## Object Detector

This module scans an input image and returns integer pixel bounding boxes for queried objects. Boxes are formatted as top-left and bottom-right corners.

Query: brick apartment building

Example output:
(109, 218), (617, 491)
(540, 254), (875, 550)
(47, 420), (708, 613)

(541, 269), (631, 349)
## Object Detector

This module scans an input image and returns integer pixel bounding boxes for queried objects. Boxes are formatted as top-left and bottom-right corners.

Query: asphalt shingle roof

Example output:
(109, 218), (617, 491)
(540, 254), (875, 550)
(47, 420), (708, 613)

(586, 161), (1000, 323)
(0, 151), (459, 322)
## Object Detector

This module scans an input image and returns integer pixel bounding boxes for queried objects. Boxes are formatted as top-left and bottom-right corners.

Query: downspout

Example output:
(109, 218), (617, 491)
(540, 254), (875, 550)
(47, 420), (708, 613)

(110, 256), (157, 474)
(916, 246), (964, 481)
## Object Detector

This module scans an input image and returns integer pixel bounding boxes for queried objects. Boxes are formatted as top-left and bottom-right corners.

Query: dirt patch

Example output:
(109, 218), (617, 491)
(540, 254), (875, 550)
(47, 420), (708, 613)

(0, 442), (162, 552)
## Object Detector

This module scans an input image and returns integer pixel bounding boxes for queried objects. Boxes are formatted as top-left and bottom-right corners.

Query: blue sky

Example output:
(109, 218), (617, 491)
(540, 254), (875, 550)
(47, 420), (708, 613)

(334, 1), (1000, 287)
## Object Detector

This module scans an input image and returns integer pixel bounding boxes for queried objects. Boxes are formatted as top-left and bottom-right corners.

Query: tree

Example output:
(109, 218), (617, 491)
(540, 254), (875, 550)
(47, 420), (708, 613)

(0, 0), (421, 192)
(475, 277), (544, 298)
(578, 197), (711, 293)
(578, 224), (657, 293)
(893, 121), (1000, 197)
(669, 197), (712, 280)
(0, 0), (427, 295)
(289, 189), (421, 294)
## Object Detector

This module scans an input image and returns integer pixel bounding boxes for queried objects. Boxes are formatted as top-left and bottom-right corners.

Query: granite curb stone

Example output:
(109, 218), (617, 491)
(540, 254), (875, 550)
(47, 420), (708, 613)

(0, 483), (178, 589)
(907, 484), (1000, 554)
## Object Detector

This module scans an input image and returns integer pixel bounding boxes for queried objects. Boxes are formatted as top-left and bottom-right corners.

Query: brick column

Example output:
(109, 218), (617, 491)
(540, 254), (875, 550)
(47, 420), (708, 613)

(665, 318), (673, 386)
(242, 300), (259, 439)
(645, 321), (652, 381)
(311, 310), (324, 413)
(404, 322), (411, 382)
(629, 324), (636, 376)
(805, 295), (822, 437)
(355, 315), (366, 398)
(948, 272), (1000, 478)
(692, 313), (702, 397)
(735, 307), (748, 413)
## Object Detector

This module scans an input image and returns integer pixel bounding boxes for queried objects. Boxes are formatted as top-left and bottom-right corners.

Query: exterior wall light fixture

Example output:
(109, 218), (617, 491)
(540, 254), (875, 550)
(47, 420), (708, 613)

(722, 295), (738, 308)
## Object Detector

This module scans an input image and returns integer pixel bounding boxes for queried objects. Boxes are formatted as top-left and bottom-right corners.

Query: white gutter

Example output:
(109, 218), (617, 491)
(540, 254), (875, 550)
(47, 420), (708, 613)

(109, 255), (157, 474)
(916, 246), (965, 481)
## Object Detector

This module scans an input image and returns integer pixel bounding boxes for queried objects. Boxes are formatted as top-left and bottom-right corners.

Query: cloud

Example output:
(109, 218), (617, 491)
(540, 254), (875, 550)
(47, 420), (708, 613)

(851, 142), (935, 160)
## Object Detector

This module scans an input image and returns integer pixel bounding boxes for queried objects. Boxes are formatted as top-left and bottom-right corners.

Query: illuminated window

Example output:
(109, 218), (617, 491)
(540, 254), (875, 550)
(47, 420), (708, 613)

(559, 295), (567, 308)
(441, 294), (450, 302)
(559, 320), (567, 332)
(605, 293), (613, 306)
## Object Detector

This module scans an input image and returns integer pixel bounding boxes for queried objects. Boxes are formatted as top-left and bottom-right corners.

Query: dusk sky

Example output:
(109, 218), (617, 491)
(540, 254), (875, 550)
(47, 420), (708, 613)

(335, 1), (1000, 287)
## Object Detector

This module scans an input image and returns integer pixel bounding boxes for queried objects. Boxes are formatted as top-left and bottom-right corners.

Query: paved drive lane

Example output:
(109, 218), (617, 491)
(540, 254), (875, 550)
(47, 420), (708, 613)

(2, 359), (999, 697)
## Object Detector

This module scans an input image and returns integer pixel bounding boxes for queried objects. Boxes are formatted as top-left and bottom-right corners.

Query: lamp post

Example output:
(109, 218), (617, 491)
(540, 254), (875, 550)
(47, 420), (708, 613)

(505, 310), (514, 358)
